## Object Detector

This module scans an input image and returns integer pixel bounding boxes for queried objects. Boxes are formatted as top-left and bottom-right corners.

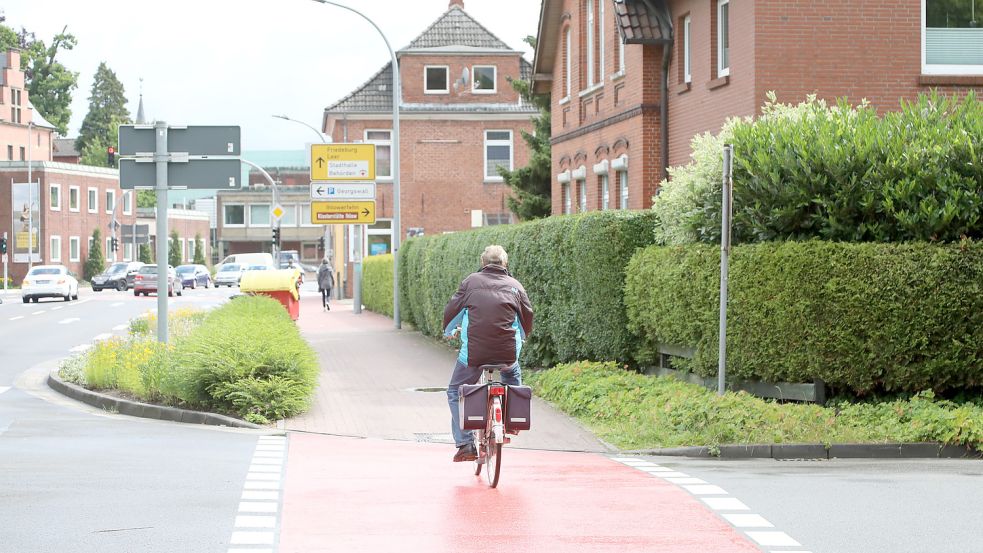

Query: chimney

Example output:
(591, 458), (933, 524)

(449, 0), (464, 9)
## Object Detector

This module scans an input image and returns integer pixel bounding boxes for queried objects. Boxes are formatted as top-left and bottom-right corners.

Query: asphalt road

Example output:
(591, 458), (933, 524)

(0, 285), (270, 553)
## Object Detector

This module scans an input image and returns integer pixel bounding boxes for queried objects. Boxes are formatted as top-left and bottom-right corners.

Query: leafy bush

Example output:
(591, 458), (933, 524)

(362, 254), (394, 317)
(59, 352), (89, 386)
(163, 296), (318, 419)
(394, 211), (657, 367)
(625, 241), (983, 395)
(652, 91), (983, 245)
(527, 361), (983, 450)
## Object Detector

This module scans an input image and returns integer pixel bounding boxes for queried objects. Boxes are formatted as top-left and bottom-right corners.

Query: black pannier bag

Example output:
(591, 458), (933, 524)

(505, 385), (532, 431)
(459, 384), (488, 430)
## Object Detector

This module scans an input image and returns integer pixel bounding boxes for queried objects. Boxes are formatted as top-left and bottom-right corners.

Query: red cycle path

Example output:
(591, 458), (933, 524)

(278, 433), (760, 552)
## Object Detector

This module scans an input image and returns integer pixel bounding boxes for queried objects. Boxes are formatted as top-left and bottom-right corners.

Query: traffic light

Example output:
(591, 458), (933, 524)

(318, 236), (325, 250)
(107, 146), (116, 168)
(0, 236), (6, 254)
(111, 237), (119, 252)
(272, 227), (281, 247)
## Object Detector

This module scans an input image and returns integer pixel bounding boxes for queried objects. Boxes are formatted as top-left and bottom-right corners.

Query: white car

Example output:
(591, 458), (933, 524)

(22, 265), (79, 303)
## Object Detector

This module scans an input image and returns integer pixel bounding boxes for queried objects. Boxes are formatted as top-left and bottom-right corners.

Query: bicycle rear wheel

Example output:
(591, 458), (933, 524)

(486, 442), (502, 487)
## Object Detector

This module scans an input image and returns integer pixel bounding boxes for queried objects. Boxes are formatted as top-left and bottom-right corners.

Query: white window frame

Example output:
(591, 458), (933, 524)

(69, 236), (80, 262)
(50, 235), (61, 263)
(249, 203), (271, 227)
(565, 27), (572, 99)
(180, 238), (187, 263)
(87, 187), (98, 214)
(124, 241), (133, 262)
(424, 65), (450, 94)
(598, 0), (605, 82)
(563, 183), (572, 214)
(921, 0), (983, 75)
(223, 203), (246, 227)
(365, 129), (393, 181)
(105, 189), (116, 215)
(619, 170), (629, 209)
(684, 15), (692, 83)
(69, 185), (80, 212)
(122, 190), (132, 215)
(472, 65), (497, 93)
(717, 0), (730, 78)
(105, 237), (113, 262)
(586, 0), (596, 87)
(483, 130), (513, 181)
(49, 183), (61, 212)
(187, 238), (196, 262)
(578, 180), (587, 212)
(301, 203), (318, 227)
(601, 174), (610, 210)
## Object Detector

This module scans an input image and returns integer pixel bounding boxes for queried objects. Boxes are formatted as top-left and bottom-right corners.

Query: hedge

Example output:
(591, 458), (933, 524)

(625, 240), (983, 395)
(362, 254), (394, 317)
(392, 211), (657, 367)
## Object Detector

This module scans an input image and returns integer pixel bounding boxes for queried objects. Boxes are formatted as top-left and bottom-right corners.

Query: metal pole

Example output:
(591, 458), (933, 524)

(3, 231), (7, 291)
(353, 223), (362, 314)
(27, 121), (33, 270)
(155, 120), (169, 343)
(309, 0), (401, 328)
(718, 144), (734, 396)
(239, 158), (280, 260)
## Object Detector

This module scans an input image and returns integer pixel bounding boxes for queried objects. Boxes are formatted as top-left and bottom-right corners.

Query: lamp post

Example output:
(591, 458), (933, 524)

(272, 114), (326, 143)
(309, 0), (402, 328)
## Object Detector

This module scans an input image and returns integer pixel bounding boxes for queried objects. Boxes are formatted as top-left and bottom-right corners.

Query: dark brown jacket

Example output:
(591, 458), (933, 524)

(442, 264), (534, 367)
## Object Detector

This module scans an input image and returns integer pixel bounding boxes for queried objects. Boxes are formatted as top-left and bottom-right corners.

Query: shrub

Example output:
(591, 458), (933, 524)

(362, 254), (394, 317)
(625, 241), (983, 395)
(527, 361), (983, 450)
(396, 211), (657, 367)
(652, 91), (983, 245)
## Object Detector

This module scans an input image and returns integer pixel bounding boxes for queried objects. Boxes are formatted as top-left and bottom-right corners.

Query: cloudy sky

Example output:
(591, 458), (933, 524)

(5, 0), (542, 150)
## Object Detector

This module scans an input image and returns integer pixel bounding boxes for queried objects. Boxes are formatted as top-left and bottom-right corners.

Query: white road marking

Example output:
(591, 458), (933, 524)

(250, 458), (283, 465)
(248, 465), (281, 473)
(238, 502), (278, 513)
(241, 491), (278, 501)
(31, 311), (44, 315)
(649, 471), (690, 478)
(9, 316), (24, 321)
(683, 484), (728, 495)
(0, 386), (10, 395)
(112, 324), (128, 331)
(243, 481), (280, 490)
(637, 466), (675, 472)
(722, 513), (774, 528)
(69, 344), (93, 353)
(255, 444), (284, 451)
(665, 477), (707, 485)
(228, 549), (272, 553)
(702, 497), (750, 511)
(229, 531), (274, 545)
(246, 473), (280, 481)
(58, 318), (80, 325)
(51, 306), (63, 311)
(252, 451), (284, 458)
(92, 333), (113, 342)
(234, 515), (276, 528)
(746, 531), (801, 547)
(111, 302), (124, 307)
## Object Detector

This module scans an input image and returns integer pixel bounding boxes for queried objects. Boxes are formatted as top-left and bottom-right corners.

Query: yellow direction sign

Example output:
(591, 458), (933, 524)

(311, 201), (376, 225)
(311, 144), (376, 181)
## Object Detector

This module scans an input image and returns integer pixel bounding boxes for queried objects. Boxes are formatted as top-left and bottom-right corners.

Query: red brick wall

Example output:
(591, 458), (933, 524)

(400, 54), (523, 105)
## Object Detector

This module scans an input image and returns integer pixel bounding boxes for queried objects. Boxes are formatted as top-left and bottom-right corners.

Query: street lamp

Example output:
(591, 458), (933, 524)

(309, 0), (402, 329)
(272, 114), (327, 143)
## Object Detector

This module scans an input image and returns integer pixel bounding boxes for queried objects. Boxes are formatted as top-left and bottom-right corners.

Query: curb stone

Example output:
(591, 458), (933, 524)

(624, 442), (983, 460)
(47, 369), (268, 430)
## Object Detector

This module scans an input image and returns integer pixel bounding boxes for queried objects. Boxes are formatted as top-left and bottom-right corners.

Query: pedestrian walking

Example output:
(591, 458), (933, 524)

(317, 257), (334, 311)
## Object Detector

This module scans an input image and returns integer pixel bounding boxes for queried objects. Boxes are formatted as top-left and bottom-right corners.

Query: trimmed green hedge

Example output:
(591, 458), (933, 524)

(625, 241), (983, 395)
(394, 211), (657, 367)
(363, 254), (394, 317)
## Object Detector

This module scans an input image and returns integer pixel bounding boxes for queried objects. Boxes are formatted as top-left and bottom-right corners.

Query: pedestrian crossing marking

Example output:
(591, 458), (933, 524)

(0, 386), (10, 395)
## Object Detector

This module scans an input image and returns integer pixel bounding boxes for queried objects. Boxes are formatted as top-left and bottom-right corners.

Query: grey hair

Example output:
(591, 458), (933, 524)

(480, 245), (508, 267)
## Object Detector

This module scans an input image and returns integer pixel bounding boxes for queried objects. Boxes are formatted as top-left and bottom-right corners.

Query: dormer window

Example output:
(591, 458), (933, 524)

(473, 65), (496, 93)
(425, 65), (449, 94)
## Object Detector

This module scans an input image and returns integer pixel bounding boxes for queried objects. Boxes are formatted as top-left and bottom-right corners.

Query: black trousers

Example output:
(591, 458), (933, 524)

(320, 288), (331, 307)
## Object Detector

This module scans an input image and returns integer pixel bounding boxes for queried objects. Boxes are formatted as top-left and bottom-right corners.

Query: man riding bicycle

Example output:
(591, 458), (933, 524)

(443, 245), (534, 462)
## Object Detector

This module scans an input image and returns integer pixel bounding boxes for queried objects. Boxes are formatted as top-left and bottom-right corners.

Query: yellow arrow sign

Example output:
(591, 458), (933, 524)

(311, 201), (376, 225)
(311, 144), (376, 182)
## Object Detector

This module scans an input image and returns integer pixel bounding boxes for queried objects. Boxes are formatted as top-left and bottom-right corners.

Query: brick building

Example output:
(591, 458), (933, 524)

(0, 50), (55, 163)
(322, 0), (538, 250)
(532, 0), (983, 215)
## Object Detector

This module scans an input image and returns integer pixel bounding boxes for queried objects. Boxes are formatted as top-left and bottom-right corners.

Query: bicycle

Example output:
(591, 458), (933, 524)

(472, 363), (513, 488)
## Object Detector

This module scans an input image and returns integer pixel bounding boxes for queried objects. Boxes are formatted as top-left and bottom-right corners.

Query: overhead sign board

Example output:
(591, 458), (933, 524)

(119, 158), (241, 190)
(118, 125), (241, 156)
(121, 224), (151, 244)
(311, 201), (376, 225)
(310, 144), (376, 182)
(310, 182), (376, 201)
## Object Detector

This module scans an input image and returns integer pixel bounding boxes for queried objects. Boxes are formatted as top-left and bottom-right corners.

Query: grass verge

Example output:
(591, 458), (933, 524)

(525, 361), (983, 452)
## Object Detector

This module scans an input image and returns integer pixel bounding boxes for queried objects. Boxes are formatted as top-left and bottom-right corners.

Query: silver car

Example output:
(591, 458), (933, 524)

(214, 263), (245, 287)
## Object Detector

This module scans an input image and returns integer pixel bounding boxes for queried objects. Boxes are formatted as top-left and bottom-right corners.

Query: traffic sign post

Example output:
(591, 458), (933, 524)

(310, 144), (376, 181)
(311, 201), (376, 225)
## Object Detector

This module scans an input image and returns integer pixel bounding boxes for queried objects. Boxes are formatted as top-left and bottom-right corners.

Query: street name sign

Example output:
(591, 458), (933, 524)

(310, 182), (376, 200)
(118, 125), (241, 156)
(311, 201), (376, 225)
(119, 158), (240, 190)
(310, 144), (376, 182)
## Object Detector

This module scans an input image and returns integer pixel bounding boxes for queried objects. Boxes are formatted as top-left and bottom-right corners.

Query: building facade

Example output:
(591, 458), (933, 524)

(533, 0), (983, 215)
(0, 50), (55, 163)
(322, 0), (538, 250)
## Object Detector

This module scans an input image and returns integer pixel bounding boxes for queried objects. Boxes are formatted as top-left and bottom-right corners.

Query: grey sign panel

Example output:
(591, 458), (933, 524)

(119, 158), (241, 190)
(118, 125), (241, 156)
(121, 224), (151, 244)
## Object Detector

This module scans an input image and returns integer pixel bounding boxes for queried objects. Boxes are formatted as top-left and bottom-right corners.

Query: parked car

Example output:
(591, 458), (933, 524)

(92, 261), (143, 291)
(133, 264), (183, 297)
(276, 250), (300, 269)
(214, 263), (246, 287)
(216, 253), (274, 273)
(21, 265), (79, 303)
(175, 264), (212, 289)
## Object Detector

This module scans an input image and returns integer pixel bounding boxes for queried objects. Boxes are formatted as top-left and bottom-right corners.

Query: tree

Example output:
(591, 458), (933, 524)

(137, 190), (156, 208)
(76, 62), (130, 165)
(168, 231), (181, 268)
(139, 243), (152, 264)
(193, 233), (207, 265)
(83, 228), (105, 281)
(499, 35), (552, 221)
(0, 19), (78, 135)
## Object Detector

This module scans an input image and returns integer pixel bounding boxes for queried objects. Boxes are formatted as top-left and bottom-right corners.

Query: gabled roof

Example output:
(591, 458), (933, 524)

(399, 5), (517, 54)
(53, 138), (79, 157)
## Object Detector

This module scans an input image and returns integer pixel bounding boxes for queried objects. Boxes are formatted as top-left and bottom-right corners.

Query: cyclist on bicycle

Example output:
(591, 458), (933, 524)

(443, 245), (534, 462)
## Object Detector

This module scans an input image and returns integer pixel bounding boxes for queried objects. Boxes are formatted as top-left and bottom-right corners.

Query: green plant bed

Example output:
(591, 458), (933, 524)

(526, 361), (983, 452)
